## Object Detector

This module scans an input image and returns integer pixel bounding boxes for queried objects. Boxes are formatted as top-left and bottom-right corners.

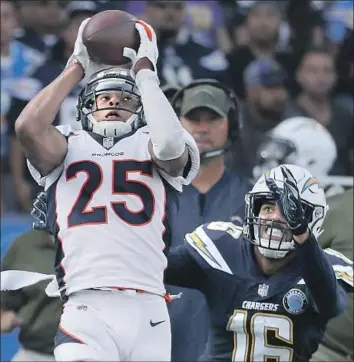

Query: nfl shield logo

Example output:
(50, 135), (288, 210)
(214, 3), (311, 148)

(258, 283), (269, 297)
(103, 137), (114, 149)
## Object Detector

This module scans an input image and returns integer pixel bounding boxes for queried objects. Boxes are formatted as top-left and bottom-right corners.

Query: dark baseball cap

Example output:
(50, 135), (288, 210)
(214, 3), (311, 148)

(180, 85), (230, 117)
(244, 58), (286, 88)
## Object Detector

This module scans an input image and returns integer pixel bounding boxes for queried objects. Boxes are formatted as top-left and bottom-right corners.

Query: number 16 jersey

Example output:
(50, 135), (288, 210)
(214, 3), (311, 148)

(28, 125), (199, 298)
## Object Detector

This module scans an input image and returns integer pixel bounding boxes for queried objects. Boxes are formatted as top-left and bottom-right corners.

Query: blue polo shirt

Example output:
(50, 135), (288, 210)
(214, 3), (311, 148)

(166, 167), (252, 361)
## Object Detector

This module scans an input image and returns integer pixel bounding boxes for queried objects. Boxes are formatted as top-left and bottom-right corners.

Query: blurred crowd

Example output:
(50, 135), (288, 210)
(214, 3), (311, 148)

(1, 0), (353, 214)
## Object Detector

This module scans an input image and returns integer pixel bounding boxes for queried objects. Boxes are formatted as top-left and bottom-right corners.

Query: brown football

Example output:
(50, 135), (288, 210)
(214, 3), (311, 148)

(82, 10), (140, 66)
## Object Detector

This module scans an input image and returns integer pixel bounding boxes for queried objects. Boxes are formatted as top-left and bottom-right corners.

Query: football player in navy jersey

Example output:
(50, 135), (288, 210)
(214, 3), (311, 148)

(165, 164), (353, 362)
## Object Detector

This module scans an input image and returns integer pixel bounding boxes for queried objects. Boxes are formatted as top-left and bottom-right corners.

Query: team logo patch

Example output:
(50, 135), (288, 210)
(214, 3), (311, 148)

(257, 283), (269, 297)
(283, 288), (308, 315)
(103, 137), (114, 149)
(301, 176), (319, 192)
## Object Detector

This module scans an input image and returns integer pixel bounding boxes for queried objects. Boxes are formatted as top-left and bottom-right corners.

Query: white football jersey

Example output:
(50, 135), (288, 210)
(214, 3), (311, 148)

(28, 125), (199, 297)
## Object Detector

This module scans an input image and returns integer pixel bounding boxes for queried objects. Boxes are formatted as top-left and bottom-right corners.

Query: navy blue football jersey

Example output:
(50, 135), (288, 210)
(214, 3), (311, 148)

(165, 222), (353, 362)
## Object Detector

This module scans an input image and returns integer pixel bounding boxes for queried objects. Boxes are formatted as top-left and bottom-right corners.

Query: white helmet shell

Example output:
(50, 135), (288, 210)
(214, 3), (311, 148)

(253, 117), (337, 180)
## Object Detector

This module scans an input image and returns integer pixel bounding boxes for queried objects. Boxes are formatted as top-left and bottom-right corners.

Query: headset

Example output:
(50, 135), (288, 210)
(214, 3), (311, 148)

(171, 79), (240, 161)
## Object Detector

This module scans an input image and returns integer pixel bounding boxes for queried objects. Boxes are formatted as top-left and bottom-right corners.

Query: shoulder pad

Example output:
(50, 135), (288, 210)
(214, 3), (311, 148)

(206, 221), (243, 239)
(185, 222), (243, 274)
(55, 125), (75, 137)
(324, 248), (353, 287)
(298, 248), (353, 288)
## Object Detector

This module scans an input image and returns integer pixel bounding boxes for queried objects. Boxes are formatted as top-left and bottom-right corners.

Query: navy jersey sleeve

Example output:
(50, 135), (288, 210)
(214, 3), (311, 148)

(323, 248), (354, 292)
(165, 222), (243, 289)
(165, 244), (207, 290)
(296, 233), (352, 318)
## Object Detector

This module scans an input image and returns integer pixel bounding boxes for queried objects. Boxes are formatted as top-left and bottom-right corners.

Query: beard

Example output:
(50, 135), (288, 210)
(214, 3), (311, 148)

(256, 105), (284, 126)
(251, 32), (279, 49)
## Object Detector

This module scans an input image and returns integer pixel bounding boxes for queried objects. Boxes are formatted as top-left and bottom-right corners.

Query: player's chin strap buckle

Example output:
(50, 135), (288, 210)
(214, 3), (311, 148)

(164, 292), (183, 303)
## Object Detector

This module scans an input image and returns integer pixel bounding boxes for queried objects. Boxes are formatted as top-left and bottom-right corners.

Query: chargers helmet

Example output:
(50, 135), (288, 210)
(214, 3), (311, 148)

(244, 164), (328, 259)
(253, 117), (337, 180)
(76, 68), (144, 137)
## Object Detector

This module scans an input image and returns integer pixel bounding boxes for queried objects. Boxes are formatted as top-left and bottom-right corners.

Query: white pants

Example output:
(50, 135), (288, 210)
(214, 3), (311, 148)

(12, 347), (55, 361)
(54, 289), (171, 361)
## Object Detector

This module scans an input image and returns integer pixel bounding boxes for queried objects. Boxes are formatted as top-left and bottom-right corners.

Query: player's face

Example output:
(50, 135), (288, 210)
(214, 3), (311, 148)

(258, 202), (293, 243)
(92, 91), (140, 123)
(246, 4), (280, 44)
(296, 52), (336, 97)
(258, 86), (288, 112)
(180, 108), (228, 154)
(146, 1), (185, 32)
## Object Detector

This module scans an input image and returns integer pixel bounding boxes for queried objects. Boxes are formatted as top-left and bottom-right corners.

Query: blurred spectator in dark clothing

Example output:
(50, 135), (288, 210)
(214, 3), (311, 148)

(226, 1), (296, 99)
(126, 0), (227, 49)
(1, 0), (18, 191)
(167, 80), (251, 361)
(322, 0), (353, 56)
(285, 0), (325, 56)
(1, 0), (43, 212)
(333, 25), (353, 111)
(6, 1), (98, 212)
(13, 0), (63, 63)
(225, 11), (250, 49)
(96, 0), (127, 11)
(229, 57), (289, 177)
(141, 0), (229, 87)
(284, 46), (353, 176)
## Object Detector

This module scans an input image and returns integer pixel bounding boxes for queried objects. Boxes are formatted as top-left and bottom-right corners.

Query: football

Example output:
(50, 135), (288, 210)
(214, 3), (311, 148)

(82, 10), (140, 66)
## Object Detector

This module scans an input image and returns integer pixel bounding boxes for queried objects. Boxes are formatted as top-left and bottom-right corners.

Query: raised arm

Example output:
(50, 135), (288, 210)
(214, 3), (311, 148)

(266, 166), (347, 318)
(123, 20), (198, 177)
(15, 18), (106, 176)
(295, 233), (347, 318)
(15, 63), (82, 176)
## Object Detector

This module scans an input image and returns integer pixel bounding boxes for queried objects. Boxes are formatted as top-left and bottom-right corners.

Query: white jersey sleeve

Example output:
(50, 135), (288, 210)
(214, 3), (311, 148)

(158, 129), (200, 192)
(27, 124), (74, 190)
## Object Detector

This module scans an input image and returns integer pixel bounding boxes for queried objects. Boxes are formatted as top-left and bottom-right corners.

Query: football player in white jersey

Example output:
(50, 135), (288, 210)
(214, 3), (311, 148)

(13, 18), (199, 362)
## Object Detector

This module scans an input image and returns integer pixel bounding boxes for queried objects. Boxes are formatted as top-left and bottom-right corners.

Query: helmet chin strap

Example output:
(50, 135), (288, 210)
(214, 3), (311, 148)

(200, 148), (225, 162)
(86, 112), (139, 138)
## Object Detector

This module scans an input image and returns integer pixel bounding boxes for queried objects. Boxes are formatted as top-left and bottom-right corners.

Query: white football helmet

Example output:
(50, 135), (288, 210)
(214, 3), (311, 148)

(244, 164), (328, 259)
(253, 117), (337, 180)
(77, 68), (144, 137)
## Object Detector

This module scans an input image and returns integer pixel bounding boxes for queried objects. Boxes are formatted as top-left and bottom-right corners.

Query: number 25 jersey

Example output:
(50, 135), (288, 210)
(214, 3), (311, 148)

(27, 125), (199, 298)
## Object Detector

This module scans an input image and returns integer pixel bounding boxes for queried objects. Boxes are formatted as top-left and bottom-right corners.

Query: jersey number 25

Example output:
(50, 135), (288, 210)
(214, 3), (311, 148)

(66, 160), (155, 228)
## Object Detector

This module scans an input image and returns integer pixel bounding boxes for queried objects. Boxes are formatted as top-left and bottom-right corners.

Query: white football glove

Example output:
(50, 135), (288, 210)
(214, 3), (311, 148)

(123, 20), (159, 78)
(66, 18), (108, 80)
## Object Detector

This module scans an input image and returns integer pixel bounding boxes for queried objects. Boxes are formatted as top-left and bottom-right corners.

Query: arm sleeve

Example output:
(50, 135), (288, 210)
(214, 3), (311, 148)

(165, 244), (206, 290)
(135, 69), (186, 161)
(296, 233), (347, 318)
(135, 69), (200, 192)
